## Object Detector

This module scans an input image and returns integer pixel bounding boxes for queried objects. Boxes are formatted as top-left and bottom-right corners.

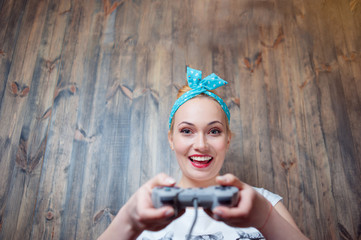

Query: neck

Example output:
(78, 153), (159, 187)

(178, 175), (218, 188)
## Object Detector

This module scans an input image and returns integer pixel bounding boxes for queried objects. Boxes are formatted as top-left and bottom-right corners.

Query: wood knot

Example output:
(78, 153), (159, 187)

(46, 211), (54, 221)
(281, 161), (296, 172)
(93, 208), (115, 224)
(0, 49), (6, 56)
(243, 52), (262, 73)
(8, 82), (30, 97)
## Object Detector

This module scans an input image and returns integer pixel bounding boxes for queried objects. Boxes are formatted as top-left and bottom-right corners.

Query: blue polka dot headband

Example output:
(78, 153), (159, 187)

(169, 67), (230, 129)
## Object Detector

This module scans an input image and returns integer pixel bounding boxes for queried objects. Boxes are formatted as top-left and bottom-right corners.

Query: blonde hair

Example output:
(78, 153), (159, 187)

(170, 84), (231, 134)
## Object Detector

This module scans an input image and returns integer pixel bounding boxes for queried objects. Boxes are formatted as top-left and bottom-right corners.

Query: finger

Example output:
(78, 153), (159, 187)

(141, 206), (175, 220)
(212, 188), (254, 219)
(213, 200), (251, 219)
(216, 173), (246, 190)
(147, 173), (176, 189)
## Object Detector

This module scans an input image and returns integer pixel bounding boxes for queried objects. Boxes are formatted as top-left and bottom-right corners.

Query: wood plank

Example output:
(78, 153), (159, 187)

(0, 0), (28, 113)
(0, 0), (27, 106)
(11, 1), (72, 238)
(307, 1), (360, 238)
(0, 0), (54, 238)
(277, 4), (329, 236)
(29, 0), (97, 238)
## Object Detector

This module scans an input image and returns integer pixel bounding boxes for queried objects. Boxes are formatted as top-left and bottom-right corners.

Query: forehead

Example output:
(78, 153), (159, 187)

(173, 96), (226, 125)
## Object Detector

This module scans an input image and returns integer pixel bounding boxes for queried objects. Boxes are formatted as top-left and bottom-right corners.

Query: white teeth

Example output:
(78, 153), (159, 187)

(190, 156), (212, 161)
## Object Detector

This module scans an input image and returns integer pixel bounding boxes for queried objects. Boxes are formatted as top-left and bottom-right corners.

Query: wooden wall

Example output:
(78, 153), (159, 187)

(0, 0), (360, 239)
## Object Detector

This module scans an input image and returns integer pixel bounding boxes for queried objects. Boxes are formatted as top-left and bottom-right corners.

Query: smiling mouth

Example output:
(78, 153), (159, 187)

(189, 156), (213, 167)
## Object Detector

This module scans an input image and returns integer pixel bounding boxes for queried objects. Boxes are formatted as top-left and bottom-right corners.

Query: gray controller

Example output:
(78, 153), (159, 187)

(152, 186), (239, 210)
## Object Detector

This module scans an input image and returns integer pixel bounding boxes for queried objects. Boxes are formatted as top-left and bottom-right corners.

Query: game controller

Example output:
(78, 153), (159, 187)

(152, 186), (239, 210)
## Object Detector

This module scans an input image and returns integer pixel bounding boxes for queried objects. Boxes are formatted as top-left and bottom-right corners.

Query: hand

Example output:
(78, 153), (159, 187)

(209, 173), (271, 229)
(98, 173), (183, 240)
(210, 174), (310, 240)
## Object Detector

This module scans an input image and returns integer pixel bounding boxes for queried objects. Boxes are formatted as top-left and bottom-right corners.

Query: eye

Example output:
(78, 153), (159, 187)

(180, 128), (192, 134)
(209, 128), (221, 135)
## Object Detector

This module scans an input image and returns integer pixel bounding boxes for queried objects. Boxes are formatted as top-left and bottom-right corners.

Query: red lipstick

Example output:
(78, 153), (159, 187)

(189, 155), (213, 168)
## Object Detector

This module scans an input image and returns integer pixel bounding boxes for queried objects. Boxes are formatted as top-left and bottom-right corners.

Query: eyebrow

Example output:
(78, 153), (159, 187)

(208, 120), (224, 126)
(178, 120), (224, 127)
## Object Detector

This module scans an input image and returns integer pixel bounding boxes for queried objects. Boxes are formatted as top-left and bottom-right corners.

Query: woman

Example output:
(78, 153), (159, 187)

(99, 67), (309, 240)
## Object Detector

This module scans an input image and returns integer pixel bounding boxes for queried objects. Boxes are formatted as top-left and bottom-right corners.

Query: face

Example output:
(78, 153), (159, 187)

(168, 96), (231, 186)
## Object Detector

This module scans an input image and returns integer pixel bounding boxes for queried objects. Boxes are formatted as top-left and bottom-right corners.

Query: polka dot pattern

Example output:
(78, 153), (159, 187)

(169, 67), (230, 129)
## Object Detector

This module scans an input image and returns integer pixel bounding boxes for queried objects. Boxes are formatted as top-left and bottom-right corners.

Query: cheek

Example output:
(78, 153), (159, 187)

(173, 137), (190, 155)
(211, 138), (229, 153)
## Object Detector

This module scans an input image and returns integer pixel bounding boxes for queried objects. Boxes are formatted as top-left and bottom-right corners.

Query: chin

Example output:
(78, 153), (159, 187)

(187, 171), (218, 184)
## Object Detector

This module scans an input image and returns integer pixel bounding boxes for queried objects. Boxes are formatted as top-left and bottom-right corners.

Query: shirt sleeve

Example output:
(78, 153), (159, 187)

(253, 187), (283, 206)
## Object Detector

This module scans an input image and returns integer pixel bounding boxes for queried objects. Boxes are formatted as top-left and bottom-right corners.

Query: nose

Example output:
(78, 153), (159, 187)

(194, 133), (208, 151)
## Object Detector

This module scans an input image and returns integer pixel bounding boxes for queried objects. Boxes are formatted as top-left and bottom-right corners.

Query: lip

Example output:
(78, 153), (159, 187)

(189, 154), (213, 168)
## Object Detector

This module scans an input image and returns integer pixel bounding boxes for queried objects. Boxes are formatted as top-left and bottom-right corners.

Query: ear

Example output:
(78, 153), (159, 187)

(168, 130), (174, 150)
(226, 132), (232, 150)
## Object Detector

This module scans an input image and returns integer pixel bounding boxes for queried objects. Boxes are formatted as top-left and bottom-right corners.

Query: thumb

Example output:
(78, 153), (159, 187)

(148, 173), (176, 189)
(141, 205), (175, 220)
(216, 174), (245, 190)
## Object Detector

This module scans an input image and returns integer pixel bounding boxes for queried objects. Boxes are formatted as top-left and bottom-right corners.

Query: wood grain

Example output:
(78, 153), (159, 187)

(0, 0), (360, 239)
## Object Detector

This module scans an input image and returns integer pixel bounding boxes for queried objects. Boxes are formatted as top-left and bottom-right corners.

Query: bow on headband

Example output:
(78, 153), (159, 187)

(169, 67), (230, 129)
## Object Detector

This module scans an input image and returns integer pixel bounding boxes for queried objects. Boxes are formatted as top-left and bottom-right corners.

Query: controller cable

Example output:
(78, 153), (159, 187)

(186, 198), (198, 240)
